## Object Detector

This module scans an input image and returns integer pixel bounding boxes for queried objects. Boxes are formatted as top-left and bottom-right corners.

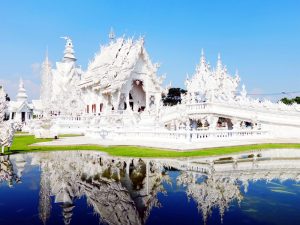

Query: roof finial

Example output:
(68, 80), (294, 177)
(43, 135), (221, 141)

(45, 46), (49, 63)
(109, 27), (115, 41)
(235, 69), (239, 76)
(19, 77), (24, 89)
(60, 36), (76, 62)
(199, 48), (207, 69)
(17, 78), (28, 102)
(216, 52), (222, 70)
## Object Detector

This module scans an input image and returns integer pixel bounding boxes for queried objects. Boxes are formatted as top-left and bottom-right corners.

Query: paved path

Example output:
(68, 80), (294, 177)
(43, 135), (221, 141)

(32, 136), (300, 151)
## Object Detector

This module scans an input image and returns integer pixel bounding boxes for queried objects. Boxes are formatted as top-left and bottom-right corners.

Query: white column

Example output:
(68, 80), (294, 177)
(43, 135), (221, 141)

(126, 92), (130, 111)
(207, 116), (218, 130)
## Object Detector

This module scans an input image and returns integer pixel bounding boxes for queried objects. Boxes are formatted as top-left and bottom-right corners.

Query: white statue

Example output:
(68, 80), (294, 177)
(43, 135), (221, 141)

(186, 52), (241, 103)
(0, 87), (15, 153)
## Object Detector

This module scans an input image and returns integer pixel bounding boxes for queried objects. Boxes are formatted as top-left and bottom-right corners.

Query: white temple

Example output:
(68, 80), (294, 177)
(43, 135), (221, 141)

(79, 35), (163, 115)
(7, 79), (33, 122)
(2, 30), (300, 146)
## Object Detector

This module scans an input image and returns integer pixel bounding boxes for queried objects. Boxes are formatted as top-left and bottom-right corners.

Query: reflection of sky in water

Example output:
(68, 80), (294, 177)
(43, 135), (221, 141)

(0, 150), (300, 225)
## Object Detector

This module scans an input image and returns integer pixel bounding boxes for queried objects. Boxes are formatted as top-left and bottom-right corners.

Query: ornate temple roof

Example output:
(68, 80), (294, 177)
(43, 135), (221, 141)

(185, 50), (241, 102)
(80, 36), (162, 93)
(8, 79), (33, 112)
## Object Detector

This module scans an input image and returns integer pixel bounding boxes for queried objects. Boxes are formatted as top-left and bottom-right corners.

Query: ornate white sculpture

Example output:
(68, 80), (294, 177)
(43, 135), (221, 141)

(41, 37), (85, 116)
(185, 51), (241, 103)
(0, 87), (6, 122)
(0, 87), (15, 153)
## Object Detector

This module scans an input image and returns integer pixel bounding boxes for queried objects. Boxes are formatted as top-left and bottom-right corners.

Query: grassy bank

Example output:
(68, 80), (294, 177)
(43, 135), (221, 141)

(3, 135), (300, 158)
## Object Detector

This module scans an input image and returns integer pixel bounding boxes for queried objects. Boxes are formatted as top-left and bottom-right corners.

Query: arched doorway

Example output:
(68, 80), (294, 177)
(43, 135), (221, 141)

(129, 80), (146, 112)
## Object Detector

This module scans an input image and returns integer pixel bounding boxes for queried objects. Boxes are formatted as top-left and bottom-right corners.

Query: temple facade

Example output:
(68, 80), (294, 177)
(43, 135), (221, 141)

(79, 34), (164, 115)
(2, 30), (300, 144)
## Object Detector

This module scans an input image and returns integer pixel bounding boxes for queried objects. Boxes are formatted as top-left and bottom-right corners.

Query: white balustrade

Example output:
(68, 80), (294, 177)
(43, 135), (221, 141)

(86, 128), (268, 142)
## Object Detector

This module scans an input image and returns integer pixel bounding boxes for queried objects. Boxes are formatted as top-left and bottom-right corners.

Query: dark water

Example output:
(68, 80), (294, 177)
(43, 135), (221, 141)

(1, 150), (300, 225)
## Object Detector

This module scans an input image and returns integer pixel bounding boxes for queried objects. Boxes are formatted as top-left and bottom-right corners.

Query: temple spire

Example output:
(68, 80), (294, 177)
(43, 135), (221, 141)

(109, 27), (115, 42)
(16, 78), (28, 102)
(44, 47), (50, 67)
(60, 37), (76, 62)
(216, 53), (222, 71)
(196, 48), (208, 75)
(40, 49), (53, 106)
(200, 48), (206, 65)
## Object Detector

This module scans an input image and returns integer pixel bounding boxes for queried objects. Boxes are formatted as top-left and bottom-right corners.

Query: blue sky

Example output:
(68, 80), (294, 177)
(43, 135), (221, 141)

(0, 0), (300, 100)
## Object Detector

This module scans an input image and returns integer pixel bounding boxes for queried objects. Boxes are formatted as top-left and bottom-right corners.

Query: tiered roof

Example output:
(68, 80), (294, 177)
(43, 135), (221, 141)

(80, 37), (163, 93)
(185, 50), (241, 102)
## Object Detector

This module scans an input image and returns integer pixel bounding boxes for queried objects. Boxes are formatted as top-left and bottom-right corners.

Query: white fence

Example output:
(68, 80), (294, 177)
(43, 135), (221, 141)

(86, 128), (268, 142)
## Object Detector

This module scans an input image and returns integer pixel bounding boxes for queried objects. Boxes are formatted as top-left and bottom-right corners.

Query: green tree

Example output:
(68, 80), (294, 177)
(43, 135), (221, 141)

(294, 96), (300, 104)
(280, 96), (300, 105)
(162, 88), (187, 106)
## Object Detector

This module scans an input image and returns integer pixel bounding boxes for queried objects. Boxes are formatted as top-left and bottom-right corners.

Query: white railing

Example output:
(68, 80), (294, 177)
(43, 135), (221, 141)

(186, 103), (208, 111)
(86, 128), (268, 142)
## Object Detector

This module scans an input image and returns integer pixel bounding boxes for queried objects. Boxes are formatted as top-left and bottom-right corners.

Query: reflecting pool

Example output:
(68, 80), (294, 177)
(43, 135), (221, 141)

(1, 149), (300, 225)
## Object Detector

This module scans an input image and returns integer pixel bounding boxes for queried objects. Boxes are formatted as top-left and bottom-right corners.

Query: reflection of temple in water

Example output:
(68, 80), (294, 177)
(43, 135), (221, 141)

(3, 149), (300, 225)
(0, 155), (21, 187)
(29, 152), (171, 225)
(175, 149), (300, 224)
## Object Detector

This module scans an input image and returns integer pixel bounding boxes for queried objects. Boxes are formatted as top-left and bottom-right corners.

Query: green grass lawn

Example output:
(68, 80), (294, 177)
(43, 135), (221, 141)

(3, 135), (300, 158)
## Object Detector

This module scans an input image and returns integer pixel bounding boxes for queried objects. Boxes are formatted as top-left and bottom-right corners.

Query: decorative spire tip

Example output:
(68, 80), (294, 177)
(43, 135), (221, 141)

(109, 27), (115, 41)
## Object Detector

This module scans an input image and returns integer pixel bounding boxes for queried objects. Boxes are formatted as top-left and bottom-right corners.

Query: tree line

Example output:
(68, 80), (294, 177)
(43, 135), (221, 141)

(280, 97), (300, 105)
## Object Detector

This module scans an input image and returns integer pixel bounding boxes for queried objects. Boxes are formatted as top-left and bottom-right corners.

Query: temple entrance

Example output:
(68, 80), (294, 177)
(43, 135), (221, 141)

(129, 80), (146, 112)
(21, 112), (26, 122)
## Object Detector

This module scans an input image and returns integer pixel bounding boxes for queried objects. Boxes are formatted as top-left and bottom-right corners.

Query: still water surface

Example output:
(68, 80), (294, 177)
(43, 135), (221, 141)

(1, 149), (300, 225)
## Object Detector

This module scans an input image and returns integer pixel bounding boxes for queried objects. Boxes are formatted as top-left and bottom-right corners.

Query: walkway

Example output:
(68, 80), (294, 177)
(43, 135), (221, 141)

(32, 136), (300, 151)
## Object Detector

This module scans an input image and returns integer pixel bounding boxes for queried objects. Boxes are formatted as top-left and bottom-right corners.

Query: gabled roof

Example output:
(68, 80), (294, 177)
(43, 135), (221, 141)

(8, 100), (33, 112)
(79, 37), (162, 93)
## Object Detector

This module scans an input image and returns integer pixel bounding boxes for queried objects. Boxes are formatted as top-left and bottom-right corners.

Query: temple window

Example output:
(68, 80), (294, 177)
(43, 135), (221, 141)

(91, 104), (96, 113)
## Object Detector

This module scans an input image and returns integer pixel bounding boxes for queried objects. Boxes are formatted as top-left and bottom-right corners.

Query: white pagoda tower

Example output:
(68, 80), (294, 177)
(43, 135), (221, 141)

(8, 79), (33, 122)
(49, 37), (84, 115)
(16, 78), (28, 102)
